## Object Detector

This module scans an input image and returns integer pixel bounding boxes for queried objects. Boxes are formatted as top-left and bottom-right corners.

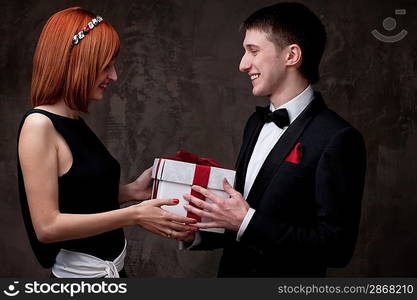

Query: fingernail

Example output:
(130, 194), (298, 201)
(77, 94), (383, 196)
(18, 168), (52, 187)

(173, 199), (179, 204)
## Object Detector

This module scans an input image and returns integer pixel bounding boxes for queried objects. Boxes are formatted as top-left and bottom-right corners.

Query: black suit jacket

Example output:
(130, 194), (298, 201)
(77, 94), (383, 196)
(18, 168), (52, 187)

(196, 92), (367, 277)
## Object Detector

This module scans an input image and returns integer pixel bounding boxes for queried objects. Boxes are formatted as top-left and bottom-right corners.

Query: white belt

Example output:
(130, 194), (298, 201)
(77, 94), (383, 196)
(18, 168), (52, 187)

(52, 240), (127, 278)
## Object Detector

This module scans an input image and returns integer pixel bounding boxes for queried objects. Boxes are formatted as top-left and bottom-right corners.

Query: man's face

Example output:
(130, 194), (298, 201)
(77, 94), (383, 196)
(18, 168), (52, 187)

(239, 29), (287, 98)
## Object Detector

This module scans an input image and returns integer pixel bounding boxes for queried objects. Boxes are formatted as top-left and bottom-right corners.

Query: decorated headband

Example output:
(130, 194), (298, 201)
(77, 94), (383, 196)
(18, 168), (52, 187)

(72, 15), (104, 46)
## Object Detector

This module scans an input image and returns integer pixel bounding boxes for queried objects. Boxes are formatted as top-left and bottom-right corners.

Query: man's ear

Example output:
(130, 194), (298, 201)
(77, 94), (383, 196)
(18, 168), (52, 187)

(285, 44), (302, 67)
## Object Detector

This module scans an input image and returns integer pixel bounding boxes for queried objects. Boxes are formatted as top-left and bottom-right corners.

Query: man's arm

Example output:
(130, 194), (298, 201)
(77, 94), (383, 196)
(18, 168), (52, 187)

(240, 127), (367, 267)
(185, 126), (366, 266)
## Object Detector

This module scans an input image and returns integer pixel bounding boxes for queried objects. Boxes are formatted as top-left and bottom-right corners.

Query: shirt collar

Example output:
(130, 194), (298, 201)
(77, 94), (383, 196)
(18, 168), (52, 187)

(270, 85), (314, 124)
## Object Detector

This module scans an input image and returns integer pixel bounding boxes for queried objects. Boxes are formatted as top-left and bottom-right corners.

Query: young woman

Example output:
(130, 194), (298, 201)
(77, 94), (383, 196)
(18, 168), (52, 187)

(17, 7), (195, 278)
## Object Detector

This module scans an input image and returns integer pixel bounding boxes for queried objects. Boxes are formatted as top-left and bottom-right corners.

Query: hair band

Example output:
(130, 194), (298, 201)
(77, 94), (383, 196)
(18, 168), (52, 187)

(72, 15), (103, 46)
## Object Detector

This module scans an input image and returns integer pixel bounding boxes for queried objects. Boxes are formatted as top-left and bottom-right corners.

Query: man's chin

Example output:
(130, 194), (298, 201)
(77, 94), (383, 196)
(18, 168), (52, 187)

(252, 87), (267, 97)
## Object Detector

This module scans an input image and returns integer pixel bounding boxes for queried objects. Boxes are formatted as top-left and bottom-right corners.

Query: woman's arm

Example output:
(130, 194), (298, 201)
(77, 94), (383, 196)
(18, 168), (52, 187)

(19, 114), (195, 243)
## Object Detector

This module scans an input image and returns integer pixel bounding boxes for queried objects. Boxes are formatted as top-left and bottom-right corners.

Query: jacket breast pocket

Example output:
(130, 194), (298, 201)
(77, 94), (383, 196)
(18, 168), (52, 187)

(265, 161), (315, 201)
(261, 162), (316, 218)
(278, 161), (312, 179)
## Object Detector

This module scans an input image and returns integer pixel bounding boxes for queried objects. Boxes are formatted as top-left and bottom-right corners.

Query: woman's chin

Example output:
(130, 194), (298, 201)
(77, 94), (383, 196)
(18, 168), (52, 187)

(88, 95), (104, 102)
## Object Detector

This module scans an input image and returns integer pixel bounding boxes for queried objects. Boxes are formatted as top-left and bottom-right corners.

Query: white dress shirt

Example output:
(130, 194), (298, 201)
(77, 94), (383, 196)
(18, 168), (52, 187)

(181, 85), (314, 249)
(236, 85), (314, 241)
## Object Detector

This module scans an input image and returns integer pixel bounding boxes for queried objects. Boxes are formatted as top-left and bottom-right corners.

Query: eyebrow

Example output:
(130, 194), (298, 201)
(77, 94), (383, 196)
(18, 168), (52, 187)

(244, 44), (260, 49)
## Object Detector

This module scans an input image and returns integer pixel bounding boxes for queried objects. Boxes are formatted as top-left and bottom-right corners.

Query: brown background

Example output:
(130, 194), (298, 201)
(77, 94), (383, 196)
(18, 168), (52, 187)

(1, 0), (416, 277)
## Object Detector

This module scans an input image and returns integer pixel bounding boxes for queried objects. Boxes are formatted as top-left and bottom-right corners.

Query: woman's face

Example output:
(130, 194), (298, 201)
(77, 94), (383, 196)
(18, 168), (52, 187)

(88, 60), (117, 101)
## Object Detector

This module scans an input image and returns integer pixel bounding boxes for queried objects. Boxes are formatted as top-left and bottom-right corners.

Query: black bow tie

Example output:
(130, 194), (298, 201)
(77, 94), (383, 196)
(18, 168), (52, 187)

(256, 106), (290, 129)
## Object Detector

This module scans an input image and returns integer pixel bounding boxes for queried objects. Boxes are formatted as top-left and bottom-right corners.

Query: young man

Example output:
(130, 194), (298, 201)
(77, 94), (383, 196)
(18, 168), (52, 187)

(183, 2), (367, 277)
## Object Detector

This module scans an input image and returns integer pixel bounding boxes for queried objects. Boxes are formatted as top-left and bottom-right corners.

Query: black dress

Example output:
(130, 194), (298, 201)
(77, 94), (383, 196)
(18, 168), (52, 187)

(17, 109), (125, 269)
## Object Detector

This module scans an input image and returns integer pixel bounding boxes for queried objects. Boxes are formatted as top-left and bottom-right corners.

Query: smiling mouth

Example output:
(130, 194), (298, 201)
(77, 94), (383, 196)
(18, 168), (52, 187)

(250, 74), (260, 81)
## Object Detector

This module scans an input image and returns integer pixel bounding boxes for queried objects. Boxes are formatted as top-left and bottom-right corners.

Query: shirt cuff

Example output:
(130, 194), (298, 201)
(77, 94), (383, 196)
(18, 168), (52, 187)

(236, 208), (255, 242)
(178, 232), (202, 250)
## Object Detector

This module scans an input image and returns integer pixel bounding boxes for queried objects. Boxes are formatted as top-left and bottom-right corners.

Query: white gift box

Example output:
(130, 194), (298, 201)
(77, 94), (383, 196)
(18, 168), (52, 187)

(151, 157), (236, 233)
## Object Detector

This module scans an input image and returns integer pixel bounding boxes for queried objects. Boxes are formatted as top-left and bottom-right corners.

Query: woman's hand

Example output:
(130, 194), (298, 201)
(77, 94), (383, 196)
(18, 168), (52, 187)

(119, 167), (153, 204)
(177, 231), (196, 243)
(132, 167), (153, 200)
(133, 198), (198, 240)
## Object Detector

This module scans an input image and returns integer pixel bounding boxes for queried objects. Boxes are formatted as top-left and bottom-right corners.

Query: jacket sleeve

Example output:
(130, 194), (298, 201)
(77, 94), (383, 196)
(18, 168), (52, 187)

(240, 126), (367, 267)
(186, 231), (229, 251)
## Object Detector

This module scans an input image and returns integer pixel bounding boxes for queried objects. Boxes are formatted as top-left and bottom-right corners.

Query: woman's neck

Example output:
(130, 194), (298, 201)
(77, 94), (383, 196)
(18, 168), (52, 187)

(35, 99), (80, 120)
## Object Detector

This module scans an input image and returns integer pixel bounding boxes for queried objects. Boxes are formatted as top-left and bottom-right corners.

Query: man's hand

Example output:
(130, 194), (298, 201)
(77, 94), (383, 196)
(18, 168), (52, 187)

(183, 178), (249, 231)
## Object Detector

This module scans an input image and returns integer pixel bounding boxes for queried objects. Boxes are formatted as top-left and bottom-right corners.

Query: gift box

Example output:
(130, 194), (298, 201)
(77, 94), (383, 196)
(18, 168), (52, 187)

(151, 151), (236, 234)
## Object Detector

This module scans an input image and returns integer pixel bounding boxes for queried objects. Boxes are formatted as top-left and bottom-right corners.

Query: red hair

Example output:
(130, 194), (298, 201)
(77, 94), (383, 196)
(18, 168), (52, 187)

(31, 7), (120, 112)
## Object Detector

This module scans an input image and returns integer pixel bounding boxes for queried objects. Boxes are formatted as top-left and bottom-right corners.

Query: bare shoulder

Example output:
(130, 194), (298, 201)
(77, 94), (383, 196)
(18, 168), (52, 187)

(19, 113), (57, 152)
(22, 112), (53, 129)
(20, 113), (55, 138)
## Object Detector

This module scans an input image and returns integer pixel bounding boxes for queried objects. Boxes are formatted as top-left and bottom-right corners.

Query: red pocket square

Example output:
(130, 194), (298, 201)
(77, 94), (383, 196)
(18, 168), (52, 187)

(285, 142), (303, 164)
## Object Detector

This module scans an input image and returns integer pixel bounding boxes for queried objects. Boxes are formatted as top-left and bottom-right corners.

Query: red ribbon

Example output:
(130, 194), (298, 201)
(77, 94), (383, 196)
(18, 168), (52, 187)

(188, 164), (211, 221)
(156, 151), (227, 222)
(163, 150), (227, 169)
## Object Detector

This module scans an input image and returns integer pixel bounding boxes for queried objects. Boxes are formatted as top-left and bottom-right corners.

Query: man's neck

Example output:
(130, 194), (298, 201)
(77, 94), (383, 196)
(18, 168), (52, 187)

(269, 76), (309, 108)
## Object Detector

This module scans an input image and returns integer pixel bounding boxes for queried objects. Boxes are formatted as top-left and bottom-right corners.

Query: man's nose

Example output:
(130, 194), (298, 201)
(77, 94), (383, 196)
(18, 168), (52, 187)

(239, 53), (251, 73)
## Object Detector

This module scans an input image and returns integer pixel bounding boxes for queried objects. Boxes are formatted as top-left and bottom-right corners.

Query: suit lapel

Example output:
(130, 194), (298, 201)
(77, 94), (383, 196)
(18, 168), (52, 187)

(234, 112), (264, 193)
(246, 93), (326, 207)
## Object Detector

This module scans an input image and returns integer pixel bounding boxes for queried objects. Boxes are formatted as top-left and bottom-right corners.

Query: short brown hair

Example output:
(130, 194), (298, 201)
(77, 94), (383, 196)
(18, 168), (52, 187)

(31, 7), (120, 112)
(241, 2), (326, 84)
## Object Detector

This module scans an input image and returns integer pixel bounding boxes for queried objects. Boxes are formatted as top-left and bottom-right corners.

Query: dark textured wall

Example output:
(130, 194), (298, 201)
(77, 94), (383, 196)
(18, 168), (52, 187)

(1, 0), (416, 277)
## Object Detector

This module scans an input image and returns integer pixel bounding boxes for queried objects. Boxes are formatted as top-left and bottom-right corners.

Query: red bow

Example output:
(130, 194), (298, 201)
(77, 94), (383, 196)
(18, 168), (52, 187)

(164, 150), (227, 169)
(161, 151), (227, 221)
